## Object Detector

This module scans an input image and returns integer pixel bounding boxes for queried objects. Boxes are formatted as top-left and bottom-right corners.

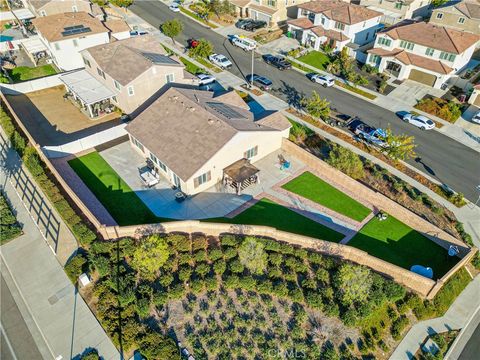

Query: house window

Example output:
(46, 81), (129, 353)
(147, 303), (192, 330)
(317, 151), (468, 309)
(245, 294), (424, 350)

(334, 22), (345, 30)
(194, 171), (211, 188)
(73, 39), (78, 47)
(97, 68), (105, 79)
(321, 17), (325, 25)
(399, 40), (414, 50)
(54, 43), (60, 50)
(244, 146), (258, 159)
(378, 37), (392, 47)
(425, 48), (434, 57)
(166, 73), (175, 83)
(439, 52), (456, 62)
(394, 2), (402, 9)
(149, 153), (167, 172)
(267, 0), (276, 6)
(436, 12), (443, 19)
(83, 57), (90, 67)
(458, 17), (465, 24)
(114, 80), (121, 90)
(128, 85), (135, 96)
(370, 54), (380, 63)
(131, 137), (144, 152)
(72, 5), (78, 12)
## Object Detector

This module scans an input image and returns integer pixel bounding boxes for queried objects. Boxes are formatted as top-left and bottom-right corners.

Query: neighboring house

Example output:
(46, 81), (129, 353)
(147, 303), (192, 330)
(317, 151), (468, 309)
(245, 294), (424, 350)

(287, 0), (382, 56)
(355, 0), (432, 25)
(32, 12), (129, 71)
(229, 0), (310, 26)
(430, 0), (480, 35)
(125, 87), (291, 196)
(60, 35), (196, 117)
(366, 21), (479, 87)
(468, 84), (480, 107)
(22, 0), (92, 17)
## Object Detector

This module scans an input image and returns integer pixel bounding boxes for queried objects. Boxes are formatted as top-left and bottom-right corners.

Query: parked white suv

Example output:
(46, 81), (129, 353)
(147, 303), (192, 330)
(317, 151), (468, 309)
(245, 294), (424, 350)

(402, 113), (435, 130)
(208, 53), (232, 69)
(308, 73), (335, 87)
(229, 35), (257, 51)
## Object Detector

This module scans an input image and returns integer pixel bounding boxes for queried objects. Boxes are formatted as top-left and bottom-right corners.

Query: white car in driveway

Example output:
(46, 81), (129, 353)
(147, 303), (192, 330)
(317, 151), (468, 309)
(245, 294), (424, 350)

(472, 111), (480, 124)
(308, 73), (335, 87)
(196, 73), (216, 86)
(208, 53), (232, 69)
(169, 3), (180, 12)
(402, 113), (435, 130)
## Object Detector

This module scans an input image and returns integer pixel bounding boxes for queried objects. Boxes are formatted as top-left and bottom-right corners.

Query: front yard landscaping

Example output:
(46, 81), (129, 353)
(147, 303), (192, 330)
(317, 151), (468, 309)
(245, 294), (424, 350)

(297, 50), (331, 71)
(209, 198), (345, 243)
(68, 152), (168, 226)
(7, 64), (57, 82)
(282, 171), (371, 222)
(414, 96), (463, 123)
(348, 215), (458, 279)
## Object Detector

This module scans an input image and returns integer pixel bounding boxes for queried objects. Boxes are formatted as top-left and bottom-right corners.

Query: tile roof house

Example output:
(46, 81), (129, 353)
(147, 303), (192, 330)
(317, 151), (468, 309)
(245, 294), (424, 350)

(430, 0), (480, 35)
(32, 12), (130, 71)
(60, 35), (197, 117)
(22, 0), (93, 17)
(287, 0), (382, 55)
(125, 86), (291, 195)
(356, 0), (432, 25)
(366, 21), (479, 88)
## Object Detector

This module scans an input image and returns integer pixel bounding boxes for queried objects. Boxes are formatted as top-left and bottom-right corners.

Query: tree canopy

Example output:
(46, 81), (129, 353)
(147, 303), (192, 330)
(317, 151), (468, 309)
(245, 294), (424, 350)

(334, 263), (373, 306)
(384, 128), (416, 161)
(188, 38), (214, 59)
(238, 237), (268, 275)
(161, 19), (183, 44)
(301, 91), (331, 120)
(131, 235), (170, 280)
(327, 144), (364, 179)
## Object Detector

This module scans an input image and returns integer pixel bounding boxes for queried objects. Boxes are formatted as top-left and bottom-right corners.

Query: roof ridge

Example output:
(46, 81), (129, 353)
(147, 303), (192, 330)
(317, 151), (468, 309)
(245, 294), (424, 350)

(443, 27), (461, 53)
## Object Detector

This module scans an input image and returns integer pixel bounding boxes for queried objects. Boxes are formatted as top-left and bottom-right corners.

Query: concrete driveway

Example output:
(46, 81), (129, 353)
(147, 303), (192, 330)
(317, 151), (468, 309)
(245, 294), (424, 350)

(455, 105), (480, 139)
(385, 80), (447, 108)
(257, 36), (299, 56)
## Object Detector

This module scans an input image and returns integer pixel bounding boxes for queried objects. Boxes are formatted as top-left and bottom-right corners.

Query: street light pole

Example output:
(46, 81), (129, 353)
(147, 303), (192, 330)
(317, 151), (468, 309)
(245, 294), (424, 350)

(250, 48), (254, 87)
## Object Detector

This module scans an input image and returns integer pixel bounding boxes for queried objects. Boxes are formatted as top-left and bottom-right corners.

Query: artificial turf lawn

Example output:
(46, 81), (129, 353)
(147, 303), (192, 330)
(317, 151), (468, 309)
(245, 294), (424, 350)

(208, 198), (344, 243)
(297, 50), (331, 71)
(282, 171), (371, 222)
(8, 65), (57, 82)
(68, 152), (169, 226)
(348, 215), (458, 279)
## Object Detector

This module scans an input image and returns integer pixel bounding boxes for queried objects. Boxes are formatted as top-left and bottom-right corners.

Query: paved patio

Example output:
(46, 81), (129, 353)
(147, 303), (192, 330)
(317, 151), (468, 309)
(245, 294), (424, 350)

(100, 141), (308, 220)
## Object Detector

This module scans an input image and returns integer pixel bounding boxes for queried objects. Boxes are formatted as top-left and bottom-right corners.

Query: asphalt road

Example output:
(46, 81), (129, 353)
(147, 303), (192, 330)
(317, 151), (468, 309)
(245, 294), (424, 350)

(459, 319), (480, 360)
(131, 1), (480, 201)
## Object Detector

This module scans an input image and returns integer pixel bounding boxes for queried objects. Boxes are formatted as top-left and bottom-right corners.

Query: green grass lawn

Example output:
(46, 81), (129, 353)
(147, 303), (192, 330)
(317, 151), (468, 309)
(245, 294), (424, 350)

(348, 215), (458, 279)
(68, 152), (169, 226)
(297, 51), (331, 71)
(282, 172), (371, 222)
(180, 57), (204, 75)
(208, 198), (345, 243)
(8, 65), (57, 82)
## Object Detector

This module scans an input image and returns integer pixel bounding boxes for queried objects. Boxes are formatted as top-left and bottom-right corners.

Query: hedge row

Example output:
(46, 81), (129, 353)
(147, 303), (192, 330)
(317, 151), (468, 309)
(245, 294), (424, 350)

(0, 106), (96, 246)
(0, 193), (22, 244)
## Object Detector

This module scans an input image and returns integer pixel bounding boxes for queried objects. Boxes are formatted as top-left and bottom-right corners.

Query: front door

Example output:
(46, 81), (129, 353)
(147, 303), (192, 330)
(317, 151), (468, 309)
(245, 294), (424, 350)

(172, 173), (181, 190)
(386, 61), (402, 77)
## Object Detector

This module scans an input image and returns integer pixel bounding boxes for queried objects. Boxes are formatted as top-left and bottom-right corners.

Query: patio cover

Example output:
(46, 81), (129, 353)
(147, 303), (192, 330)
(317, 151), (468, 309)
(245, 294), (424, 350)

(60, 69), (115, 105)
(224, 158), (259, 183)
(21, 37), (47, 54)
(13, 8), (35, 20)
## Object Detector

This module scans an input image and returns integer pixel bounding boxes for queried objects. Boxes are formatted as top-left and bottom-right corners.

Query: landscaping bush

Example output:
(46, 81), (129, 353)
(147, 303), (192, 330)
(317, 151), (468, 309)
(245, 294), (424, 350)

(327, 144), (365, 179)
(65, 252), (88, 283)
(391, 315), (409, 340)
(0, 194), (22, 244)
(415, 97), (462, 123)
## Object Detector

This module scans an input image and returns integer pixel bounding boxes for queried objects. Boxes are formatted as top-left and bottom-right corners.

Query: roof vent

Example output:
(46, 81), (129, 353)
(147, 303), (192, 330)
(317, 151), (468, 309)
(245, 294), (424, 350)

(208, 118), (215, 124)
(189, 107), (196, 112)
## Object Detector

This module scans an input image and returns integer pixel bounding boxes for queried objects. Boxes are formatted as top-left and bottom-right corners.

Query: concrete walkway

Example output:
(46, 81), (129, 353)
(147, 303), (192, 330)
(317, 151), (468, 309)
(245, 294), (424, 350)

(1, 140), (119, 359)
(390, 275), (480, 360)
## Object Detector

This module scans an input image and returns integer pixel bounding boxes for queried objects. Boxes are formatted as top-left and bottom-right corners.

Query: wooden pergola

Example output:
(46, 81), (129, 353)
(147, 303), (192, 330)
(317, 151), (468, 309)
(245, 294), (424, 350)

(223, 158), (259, 195)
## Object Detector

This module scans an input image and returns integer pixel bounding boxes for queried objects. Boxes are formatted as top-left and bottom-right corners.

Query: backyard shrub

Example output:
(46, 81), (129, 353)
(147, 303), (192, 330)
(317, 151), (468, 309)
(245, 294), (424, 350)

(22, 146), (44, 177)
(327, 144), (365, 179)
(169, 233), (191, 252)
(391, 315), (409, 340)
(65, 251), (88, 283)
(0, 109), (15, 137)
(220, 234), (239, 246)
(11, 131), (26, 155)
(0, 194), (22, 244)
(72, 223), (97, 246)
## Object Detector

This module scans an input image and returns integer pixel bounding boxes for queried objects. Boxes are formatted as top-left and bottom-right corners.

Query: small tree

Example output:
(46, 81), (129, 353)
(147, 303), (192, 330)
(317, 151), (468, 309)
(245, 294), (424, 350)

(384, 128), (417, 161)
(238, 237), (268, 275)
(327, 144), (365, 179)
(131, 235), (169, 280)
(334, 264), (373, 306)
(161, 19), (183, 45)
(301, 91), (330, 120)
(189, 38), (214, 59)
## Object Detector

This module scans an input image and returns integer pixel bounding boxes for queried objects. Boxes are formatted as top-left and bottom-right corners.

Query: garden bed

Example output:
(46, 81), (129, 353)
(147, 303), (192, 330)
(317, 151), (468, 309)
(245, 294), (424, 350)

(335, 80), (377, 100)
(414, 330), (459, 359)
(181, 6), (218, 28)
(208, 198), (345, 242)
(0, 193), (22, 244)
(348, 214), (458, 279)
(414, 95), (463, 123)
(282, 171), (371, 222)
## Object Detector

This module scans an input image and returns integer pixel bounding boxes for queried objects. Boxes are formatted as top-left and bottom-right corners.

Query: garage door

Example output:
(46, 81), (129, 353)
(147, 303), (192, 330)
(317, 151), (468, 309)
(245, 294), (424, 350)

(251, 10), (271, 23)
(408, 69), (437, 87)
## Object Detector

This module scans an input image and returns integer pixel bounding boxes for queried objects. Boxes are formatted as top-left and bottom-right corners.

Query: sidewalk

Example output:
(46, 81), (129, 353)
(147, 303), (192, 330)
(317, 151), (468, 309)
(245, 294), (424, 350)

(390, 275), (480, 360)
(1, 143), (119, 359)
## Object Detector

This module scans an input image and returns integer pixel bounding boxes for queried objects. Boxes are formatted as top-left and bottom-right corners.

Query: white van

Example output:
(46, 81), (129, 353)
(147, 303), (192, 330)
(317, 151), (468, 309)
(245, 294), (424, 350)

(230, 35), (257, 51)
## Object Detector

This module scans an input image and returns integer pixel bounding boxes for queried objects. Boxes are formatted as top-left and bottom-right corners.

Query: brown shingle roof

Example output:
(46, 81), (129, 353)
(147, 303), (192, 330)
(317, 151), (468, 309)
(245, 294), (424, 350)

(125, 88), (283, 181)
(29, 0), (90, 10)
(311, 26), (350, 41)
(287, 17), (314, 29)
(298, 0), (382, 25)
(382, 21), (479, 54)
(32, 12), (108, 42)
(82, 35), (183, 86)
(368, 48), (454, 74)
(103, 20), (130, 34)
(440, 0), (480, 20)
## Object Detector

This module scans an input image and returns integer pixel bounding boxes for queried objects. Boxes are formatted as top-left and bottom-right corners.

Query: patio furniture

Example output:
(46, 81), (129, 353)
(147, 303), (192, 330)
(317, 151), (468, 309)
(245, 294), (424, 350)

(139, 167), (159, 187)
(223, 158), (259, 195)
(175, 192), (186, 202)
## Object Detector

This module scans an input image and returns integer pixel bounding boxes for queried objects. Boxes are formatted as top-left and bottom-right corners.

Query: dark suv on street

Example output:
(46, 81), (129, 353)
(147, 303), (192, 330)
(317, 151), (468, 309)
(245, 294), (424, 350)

(262, 54), (292, 70)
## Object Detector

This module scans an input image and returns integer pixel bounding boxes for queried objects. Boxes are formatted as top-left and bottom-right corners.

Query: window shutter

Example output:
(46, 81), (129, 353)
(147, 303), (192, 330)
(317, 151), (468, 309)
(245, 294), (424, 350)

(244, 151), (248, 158)
(194, 177), (199, 188)
(207, 171), (211, 182)
(254, 146), (258, 156)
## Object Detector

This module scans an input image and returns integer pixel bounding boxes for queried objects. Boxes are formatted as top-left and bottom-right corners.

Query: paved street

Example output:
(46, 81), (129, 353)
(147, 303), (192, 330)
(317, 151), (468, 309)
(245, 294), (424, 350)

(459, 322), (480, 360)
(130, 1), (480, 202)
